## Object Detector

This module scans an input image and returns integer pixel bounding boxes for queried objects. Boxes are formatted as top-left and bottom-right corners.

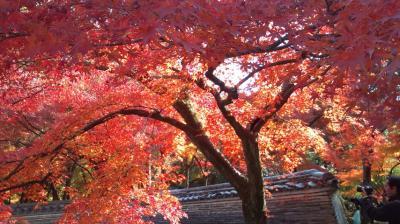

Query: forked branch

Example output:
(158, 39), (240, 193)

(249, 66), (332, 133)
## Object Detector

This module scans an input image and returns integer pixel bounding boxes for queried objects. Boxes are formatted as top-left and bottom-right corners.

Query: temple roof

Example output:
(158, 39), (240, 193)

(171, 169), (337, 202)
(12, 169), (337, 216)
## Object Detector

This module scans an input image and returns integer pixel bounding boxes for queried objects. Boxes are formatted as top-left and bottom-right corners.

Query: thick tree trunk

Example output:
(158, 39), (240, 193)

(241, 185), (267, 224)
(239, 137), (267, 224)
(174, 100), (267, 223)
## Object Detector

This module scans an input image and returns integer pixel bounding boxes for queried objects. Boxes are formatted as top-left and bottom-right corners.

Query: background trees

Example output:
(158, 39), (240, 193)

(0, 1), (399, 223)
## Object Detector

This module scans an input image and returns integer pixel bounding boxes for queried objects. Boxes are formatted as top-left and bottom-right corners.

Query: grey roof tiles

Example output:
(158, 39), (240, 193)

(172, 169), (337, 202)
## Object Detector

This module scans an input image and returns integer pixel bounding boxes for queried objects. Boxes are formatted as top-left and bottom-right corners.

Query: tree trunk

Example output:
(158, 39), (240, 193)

(173, 100), (267, 223)
(241, 186), (267, 224)
(48, 182), (60, 201)
(240, 137), (267, 224)
(362, 158), (371, 185)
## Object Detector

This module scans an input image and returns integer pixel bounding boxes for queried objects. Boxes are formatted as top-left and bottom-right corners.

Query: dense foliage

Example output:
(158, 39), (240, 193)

(0, 1), (399, 223)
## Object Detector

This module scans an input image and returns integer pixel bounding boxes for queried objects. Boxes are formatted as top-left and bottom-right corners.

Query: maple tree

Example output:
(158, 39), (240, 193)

(0, 1), (399, 224)
(304, 101), (399, 194)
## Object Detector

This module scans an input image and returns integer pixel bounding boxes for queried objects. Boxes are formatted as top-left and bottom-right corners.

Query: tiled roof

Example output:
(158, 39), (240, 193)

(12, 200), (68, 216)
(172, 169), (337, 202)
(11, 169), (337, 215)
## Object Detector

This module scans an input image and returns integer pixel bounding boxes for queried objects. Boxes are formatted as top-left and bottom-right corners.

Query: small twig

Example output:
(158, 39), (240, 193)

(235, 58), (298, 88)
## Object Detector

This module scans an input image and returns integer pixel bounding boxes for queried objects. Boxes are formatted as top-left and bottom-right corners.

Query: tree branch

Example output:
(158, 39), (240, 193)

(213, 93), (247, 138)
(0, 173), (51, 193)
(173, 101), (248, 190)
(0, 32), (29, 42)
(235, 58), (298, 88)
(11, 88), (45, 105)
(80, 106), (190, 134)
(0, 161), (24, 182)
(204, 67), (238, 100)
(3, 106), (189, 164)
(308, 111), (325, 127)
(250, 80), (296, 134)
(64, 153), (93, 178)
(249, 66), (332, 133)
(198, 68), (250, 148)
(225, 35), (289, 58)
(93, 38), (143, 47)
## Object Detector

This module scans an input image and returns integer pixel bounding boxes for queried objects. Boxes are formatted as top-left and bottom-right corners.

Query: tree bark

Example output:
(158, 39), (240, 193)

(362, 158), (371, 186)
(242, 196), (267, 224)
(239, 137), (267, 224)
